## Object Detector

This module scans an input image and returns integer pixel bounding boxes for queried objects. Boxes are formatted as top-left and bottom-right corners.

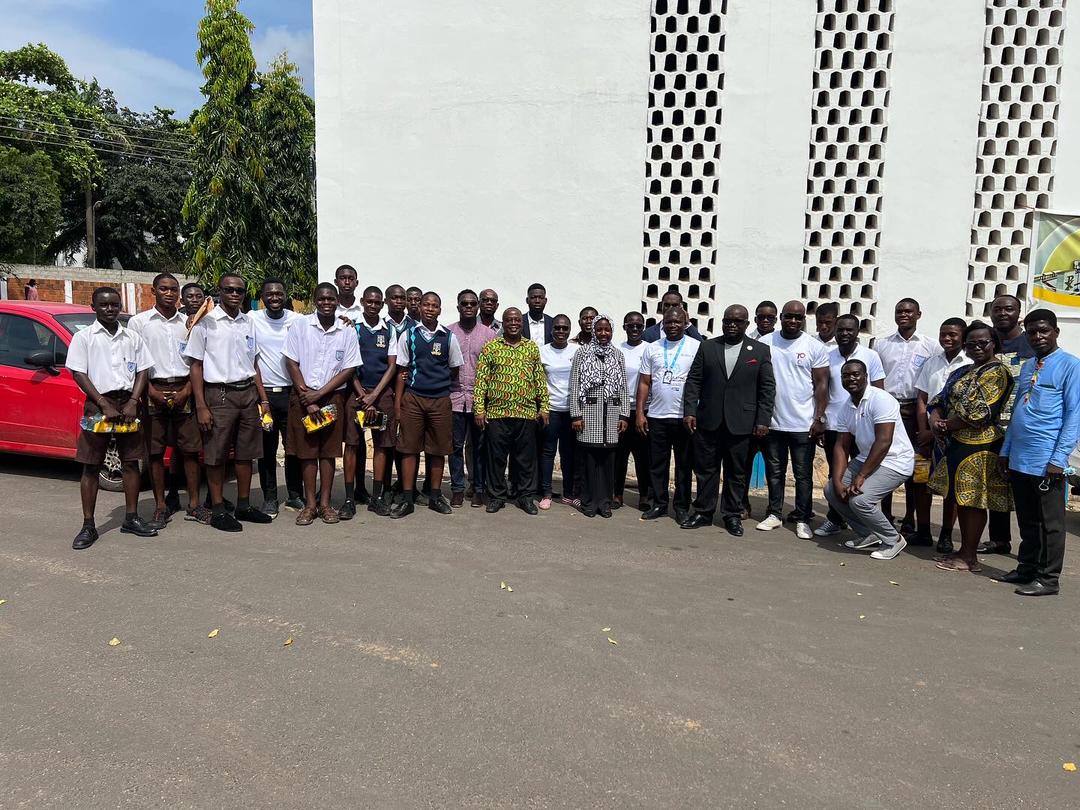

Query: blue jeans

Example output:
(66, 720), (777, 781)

(540, 411), (577, 497)
(764, 429), (816, 521)
(450, 411), (484, 494)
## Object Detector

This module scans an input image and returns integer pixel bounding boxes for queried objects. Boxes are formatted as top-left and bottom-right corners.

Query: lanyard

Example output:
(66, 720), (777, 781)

(1023, 358), (1045, 408)
(662, 337), (685, 372)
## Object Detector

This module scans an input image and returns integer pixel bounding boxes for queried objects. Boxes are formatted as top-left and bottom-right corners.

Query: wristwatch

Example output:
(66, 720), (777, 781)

(814, 415), (826, 424)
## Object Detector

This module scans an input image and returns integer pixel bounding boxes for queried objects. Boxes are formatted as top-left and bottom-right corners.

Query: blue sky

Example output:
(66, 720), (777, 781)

(0, 0), (314, 115)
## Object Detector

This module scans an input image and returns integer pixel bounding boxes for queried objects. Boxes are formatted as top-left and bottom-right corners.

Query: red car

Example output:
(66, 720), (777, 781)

(0, 301), (164, 491)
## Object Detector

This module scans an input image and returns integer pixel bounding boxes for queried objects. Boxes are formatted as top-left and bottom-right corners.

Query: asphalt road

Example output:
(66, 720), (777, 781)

(2, 453), (1079, 808)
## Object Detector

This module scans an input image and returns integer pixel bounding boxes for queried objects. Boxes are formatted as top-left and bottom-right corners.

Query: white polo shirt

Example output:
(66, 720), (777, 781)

(283, 313), (362, 391)
(836, 386), (915, 477)
(66, 320), (153, 393)
(759, 331), (830, 432)
(619, 340), (649, 407)
(127, 306), (191, 379)
(914, 351), (972, 401)
(250, 308), (302, 388)
(183, 307), (259, 384)
(876, 330), (940, 401)
(639, 335), (701, 419)
(825, 344), (885, 430)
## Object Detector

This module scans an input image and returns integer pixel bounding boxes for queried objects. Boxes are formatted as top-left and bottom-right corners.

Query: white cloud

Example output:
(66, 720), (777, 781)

(251, 25), (314, 95)
(0, 7), (203, 115)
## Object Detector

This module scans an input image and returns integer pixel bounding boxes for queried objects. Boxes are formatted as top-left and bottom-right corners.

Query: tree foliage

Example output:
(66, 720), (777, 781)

(0, 146), (62, 264)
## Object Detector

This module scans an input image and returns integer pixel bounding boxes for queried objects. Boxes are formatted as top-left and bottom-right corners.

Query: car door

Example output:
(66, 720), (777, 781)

(0, 313), (83, 456)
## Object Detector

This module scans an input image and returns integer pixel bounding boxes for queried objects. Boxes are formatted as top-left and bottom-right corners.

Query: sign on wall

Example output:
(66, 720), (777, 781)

(1029, 209), (1080, 320)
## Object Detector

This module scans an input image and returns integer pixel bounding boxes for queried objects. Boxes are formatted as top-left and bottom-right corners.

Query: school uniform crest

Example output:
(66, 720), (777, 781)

(246, 335), (255, 352)
(376, 335), (386, 348)
(126, 360), (136, 373)
(335, 349), (345, 361)
(431, 341), (443, 357)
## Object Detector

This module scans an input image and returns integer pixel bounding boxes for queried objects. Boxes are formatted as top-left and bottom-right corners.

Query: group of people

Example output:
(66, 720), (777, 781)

(64, 270), (1078, 597)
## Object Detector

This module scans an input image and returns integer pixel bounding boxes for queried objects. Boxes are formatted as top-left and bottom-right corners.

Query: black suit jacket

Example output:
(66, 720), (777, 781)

(524, 313), (554, 345)
(682, 337), (775, 434)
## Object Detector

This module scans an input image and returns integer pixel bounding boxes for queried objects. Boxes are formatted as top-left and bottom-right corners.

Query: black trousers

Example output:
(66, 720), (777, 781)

(485, 418), (537, 503)
(987, 508), (1013, 545)
(692, 425), (750, 519)
(614, 423), (652, 505)
(581, 445), (615, 512)
(764, 430), (815, 521)
(648, 417), (692, 513)
(258, 388), (303, 500)
(1012, 471), (1067, 587)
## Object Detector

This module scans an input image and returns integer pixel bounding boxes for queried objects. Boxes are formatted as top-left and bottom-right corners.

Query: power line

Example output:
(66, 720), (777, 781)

(27, 111), (195, 147)
(0, 127), (194, 165)
(0, 117), (193, 158)
(0, 112), (194, 151)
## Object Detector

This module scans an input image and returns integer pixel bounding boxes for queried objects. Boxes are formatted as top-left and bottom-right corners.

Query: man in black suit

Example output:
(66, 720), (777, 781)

(680, 304), (775, 535)
(523, 283), (554, 345)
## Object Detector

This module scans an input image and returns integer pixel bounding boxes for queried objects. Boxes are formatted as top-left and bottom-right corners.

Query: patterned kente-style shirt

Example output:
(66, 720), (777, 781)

(473, 337), (549, 420)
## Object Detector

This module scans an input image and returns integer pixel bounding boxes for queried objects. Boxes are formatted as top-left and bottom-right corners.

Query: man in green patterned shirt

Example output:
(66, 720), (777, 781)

(474, 308), (550, 514)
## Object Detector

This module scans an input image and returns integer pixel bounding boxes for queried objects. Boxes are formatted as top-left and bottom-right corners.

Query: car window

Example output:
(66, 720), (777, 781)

(55, 313), (98, 335)
(0, 313), (63, 370)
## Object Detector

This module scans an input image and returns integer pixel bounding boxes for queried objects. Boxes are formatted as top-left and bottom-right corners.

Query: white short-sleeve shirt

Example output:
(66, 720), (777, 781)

(283, 313), (363, 390)
(759, 332), (830, 431)
(65, 320), (153, 393)
(619, 340), (649, 407)
(876, 331), (941, 401)
(183, 308), (259, 384)
(836, 386), (915, 477)
(639, 335), (701, 419)
(914, 351), (972, 401)
(250, 309), (302, 388)
(825, 344), (885, 430)
(127, 307), (191, 379)
(540, 342), (575, 411)
(394, 323), (464, 368)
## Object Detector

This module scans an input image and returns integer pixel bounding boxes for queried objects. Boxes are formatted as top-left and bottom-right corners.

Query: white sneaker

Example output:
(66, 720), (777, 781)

(756, 514), (783, 531)
(844, 536), (881, 550)
(870, 537), (907, 560)
(795, 522), (813, 540)
(814, 519), (842, 537)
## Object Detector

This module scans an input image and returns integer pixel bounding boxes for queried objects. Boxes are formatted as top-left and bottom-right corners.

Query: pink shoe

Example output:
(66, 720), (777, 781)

(538, 496), (552, 510)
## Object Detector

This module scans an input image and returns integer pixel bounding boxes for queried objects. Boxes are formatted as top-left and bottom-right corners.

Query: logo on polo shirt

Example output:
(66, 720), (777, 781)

(335, 350), (344, 361)
(376, 335), (386, 348)
(431, 342), (443, 356)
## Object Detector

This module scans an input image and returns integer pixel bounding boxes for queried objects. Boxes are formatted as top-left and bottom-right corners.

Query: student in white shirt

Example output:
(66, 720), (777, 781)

(756, 301), (830, 539)
(333, 264), (363, 324)
(825, 358), (914, 560)
(814, 302), (839, 348)
(249, 278), (304, 517)
(615, 311), (652, 510)
(914, 317), (971, 554)
(184, 273), (273, 532)
(636, 307), (701, 524)
(874, 298), (941, 535)
(66, 287), (156, 549)
(283, 283), (362, 526)
(539, 315), (578, 509)
(814, 313), (885, 537)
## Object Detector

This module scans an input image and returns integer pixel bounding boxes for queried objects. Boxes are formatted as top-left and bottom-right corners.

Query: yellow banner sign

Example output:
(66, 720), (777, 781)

(1030, 210), (1080, 314)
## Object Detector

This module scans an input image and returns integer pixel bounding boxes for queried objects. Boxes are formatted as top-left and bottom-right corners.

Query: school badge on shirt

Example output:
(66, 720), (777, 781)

(431, 342), (443, 357)
(126, 360), (136, 373)
(246, 335), (255, 352)
(335, 350), (344, 361)
(376, 335), (386, 348)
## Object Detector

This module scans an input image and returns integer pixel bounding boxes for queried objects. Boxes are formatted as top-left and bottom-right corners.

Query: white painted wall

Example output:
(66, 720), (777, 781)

(313, 0), (650, 322)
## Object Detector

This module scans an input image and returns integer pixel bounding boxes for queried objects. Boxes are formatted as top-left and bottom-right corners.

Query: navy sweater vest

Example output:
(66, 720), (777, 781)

(405, 327), (452, 397)
(356, 322), (391, 389)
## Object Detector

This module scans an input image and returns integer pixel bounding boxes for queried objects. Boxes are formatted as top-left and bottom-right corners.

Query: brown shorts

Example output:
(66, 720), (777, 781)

(288, 390), (346, 460)
(344, 388), (397, 449)
(146, 381), (201, 455)
(75, 393), (145, 466)
(397, 390), (452, 456)
(201, 383), (263, 465)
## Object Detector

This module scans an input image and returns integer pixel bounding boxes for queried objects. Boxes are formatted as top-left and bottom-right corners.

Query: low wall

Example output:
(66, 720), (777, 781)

(1, 264), (195, 314)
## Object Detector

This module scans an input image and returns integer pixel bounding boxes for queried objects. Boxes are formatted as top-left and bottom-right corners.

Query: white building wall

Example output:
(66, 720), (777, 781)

(313, 0), (650, 321)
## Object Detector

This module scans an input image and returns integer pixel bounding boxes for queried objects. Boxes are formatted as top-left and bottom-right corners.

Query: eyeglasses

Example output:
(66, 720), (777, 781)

(220, 286), (245, 295)
(722, 318), (747, 326)
(781, 313), (805, 321)
(964, 339), (993, 350)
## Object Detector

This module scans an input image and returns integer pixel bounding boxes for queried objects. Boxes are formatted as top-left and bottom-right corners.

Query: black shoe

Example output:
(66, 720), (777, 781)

(284, 496), (305, 511)
(907, 530), (934, 547)
(428, 495), (453, 514)
(72, 525), (99, 550)
(164, 492), (182, 515)
(936, 535), (954, 555)
(674, 509), (689, 525)
(1015, 580), (1059, 597)
(120, 515), (158, 537)
(471, 491), (485, 508)
(235, 506), (273, 524)
(356, 488), (370, 505)
(261, 498), (279, 519)
(204, 495), (235, 512)
(210, 511), (243, 532)
(486, 499), (505, 514)
(390, 499), (415, 519)
(640, 505), (667, 521)
(416, 488), (430, 505)
(976, 540), (1013, 555)
(367, 496), (391, 517)
(681, 513), (712, 530)
(517, 498), (539, 515)
(338, 499), (356, 521)
(997, 569), (1034, 585)
(582, 508), (597, 518)
(723, 517), (744, 537)
(598, 505), (612, 519)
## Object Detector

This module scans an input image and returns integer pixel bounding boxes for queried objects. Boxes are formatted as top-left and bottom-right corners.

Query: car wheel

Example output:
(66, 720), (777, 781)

(99, 439), (124, 492)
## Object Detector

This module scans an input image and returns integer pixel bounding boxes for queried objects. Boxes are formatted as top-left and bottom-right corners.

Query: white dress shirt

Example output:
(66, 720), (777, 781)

(914, 351), (972, 401)
(875, 331), (940, 401)
(526, 315), (546, 343)
(66, 320), (153, 393)
(183, 308), (259, 384)
(284, 313), (362, 390)
(250, 309), (302, 388)
(127, 306), (191, 379)
(335, 300), (363, 322)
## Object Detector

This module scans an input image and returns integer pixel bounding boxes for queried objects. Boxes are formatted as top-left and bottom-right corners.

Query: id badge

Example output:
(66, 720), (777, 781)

(662, 370), (674, 385)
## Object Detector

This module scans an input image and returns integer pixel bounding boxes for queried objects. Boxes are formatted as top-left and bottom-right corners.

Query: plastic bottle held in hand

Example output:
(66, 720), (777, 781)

(81, 414), (139, 434)
(258, 403), (275, 432)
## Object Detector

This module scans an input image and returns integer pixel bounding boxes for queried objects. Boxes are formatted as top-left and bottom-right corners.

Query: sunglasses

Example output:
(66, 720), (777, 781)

(756, 314), (777, 321)
(964, 340), (993, 350)
(781, 313), (805, 321)
(623, 322), (644, 329)
(220, 286), (245, 295)
(722, 318), (747, 326)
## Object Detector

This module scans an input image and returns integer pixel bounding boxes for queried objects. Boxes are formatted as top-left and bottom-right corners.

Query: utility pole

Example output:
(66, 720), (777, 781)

(85, 184), (96, 269)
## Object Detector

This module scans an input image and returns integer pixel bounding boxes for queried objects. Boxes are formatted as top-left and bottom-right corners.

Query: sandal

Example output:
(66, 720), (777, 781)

(296, 506), (317, 526)
(184, 505), (213, 525)
(935, 556), (983, 573)
(318, 505), (340, 524)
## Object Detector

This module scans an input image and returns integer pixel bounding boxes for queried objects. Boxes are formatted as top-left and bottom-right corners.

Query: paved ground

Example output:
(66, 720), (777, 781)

(2, 454), (1080, 808)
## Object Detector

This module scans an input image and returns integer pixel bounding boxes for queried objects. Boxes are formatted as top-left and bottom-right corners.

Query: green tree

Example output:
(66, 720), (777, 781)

(183, 0), (264, 292)
(0, 145), (62, 263)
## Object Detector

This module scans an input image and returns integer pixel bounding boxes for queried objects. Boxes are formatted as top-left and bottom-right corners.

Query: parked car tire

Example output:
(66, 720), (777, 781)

(98, 439), (124, 492)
